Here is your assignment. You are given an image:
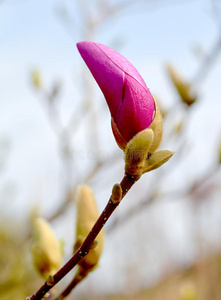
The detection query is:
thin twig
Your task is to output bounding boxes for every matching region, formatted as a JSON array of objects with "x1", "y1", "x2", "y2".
[
  {"x1": 48, "y1": 150, "x2": 120, "y2": 222},
  {"x1": 54, "y1": 268, "x2": 89, "y2": 300},
  {"x1": 191, "y1": 37, "x2": 221, "y2": 87},
  {"x1": 27, "y1": 173, "x2": 140, "y2": 300}
]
